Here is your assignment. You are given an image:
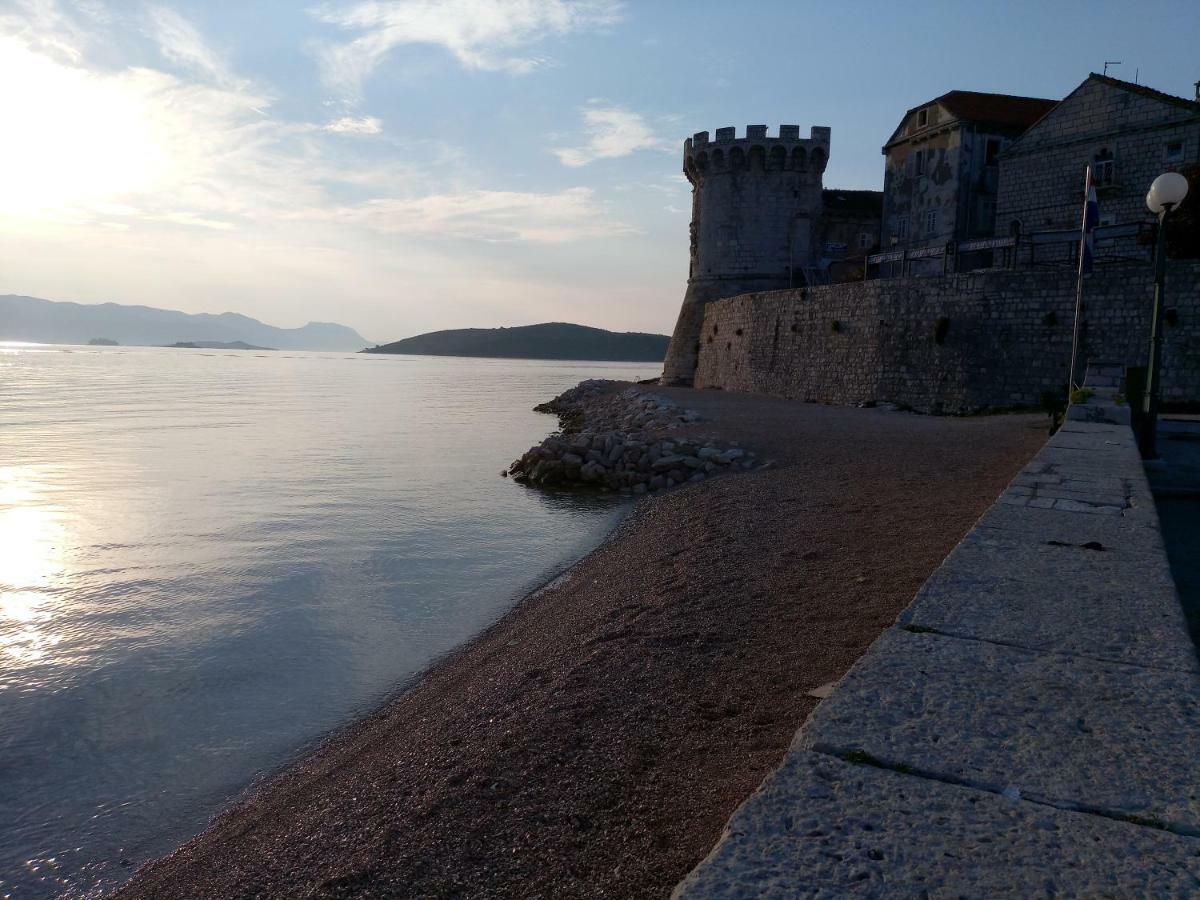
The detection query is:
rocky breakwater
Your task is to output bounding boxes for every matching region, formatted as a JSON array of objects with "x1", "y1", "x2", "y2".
[{"x1": 507, "y1": 380, "x2": 758, "y2": 494}]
